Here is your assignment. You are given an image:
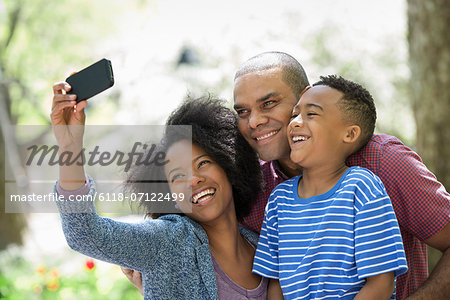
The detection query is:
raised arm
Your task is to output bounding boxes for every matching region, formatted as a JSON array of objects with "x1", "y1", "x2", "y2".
[
  {"x1": 56, "y1": 180, "x2": 179, "y2": 272},
  {"x1": 50, "y1": 81, "x2": 181, "y2": 272},
  {"x1": 50, "y1": 81, "x2": 88, "y2": 191}
]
